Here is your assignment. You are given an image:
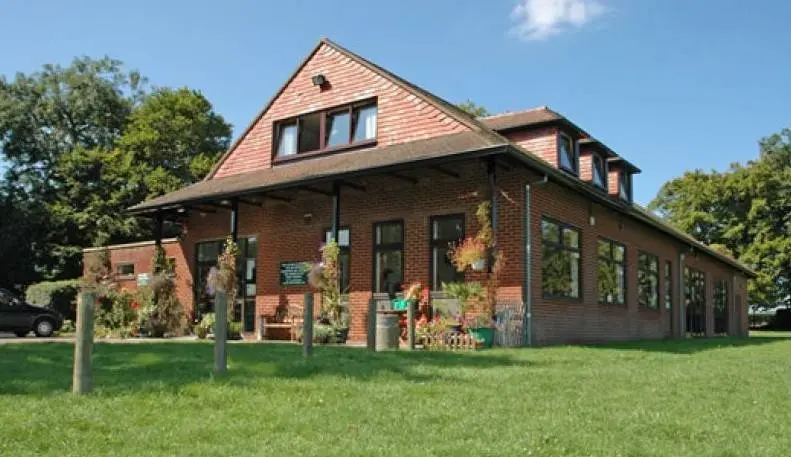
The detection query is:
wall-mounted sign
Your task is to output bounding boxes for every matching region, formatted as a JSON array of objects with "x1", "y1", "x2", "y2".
[
  {"x1": 136, "y1": 273, "x2": 150, "y2": 287},
  {"x1": 279, "y1": 262, "x2": 309, "y2": 286}
]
